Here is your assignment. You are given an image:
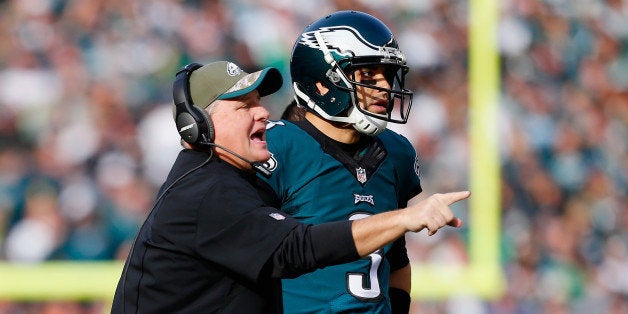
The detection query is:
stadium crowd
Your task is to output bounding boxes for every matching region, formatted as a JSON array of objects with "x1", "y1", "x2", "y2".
[{"x1": 0, "y1": 0, "x2": 626, "y2": 313}]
